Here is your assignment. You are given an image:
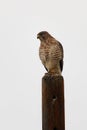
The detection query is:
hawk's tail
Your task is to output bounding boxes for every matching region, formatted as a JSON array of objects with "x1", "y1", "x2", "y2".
[{"x1": 60, "y1": 60, "x2": 63, "y2": 72}]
